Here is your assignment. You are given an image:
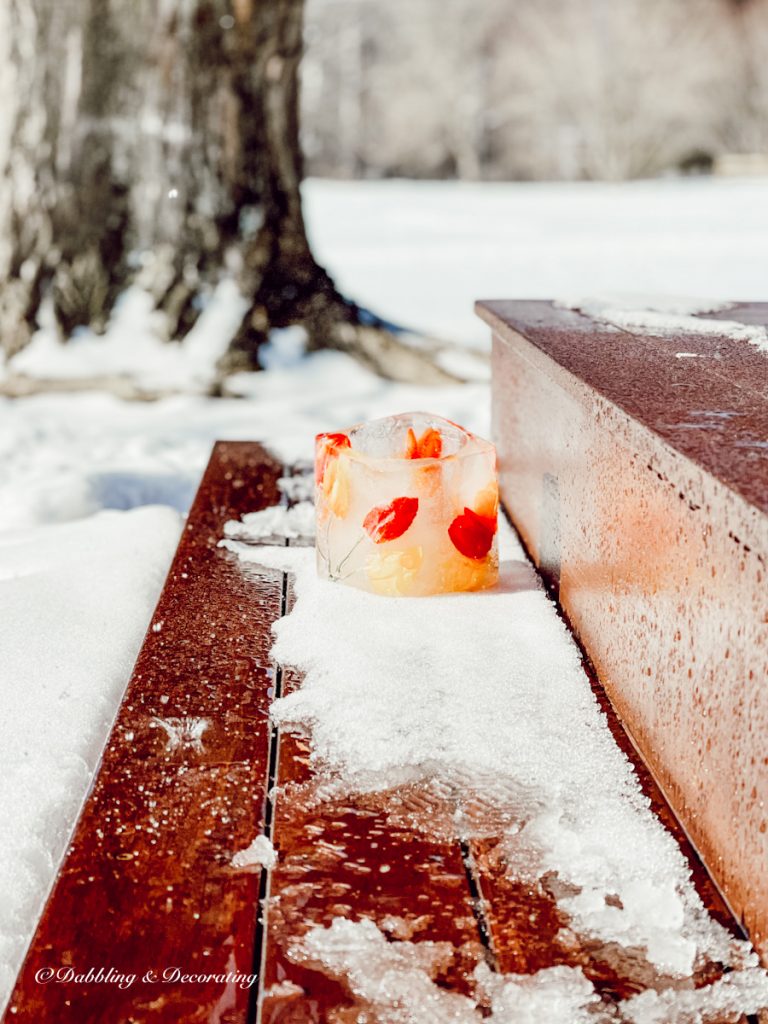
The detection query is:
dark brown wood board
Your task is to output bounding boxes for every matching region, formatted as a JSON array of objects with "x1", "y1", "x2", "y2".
[{"x1": 3, "y1": 442, "x2": 285, "y2": 1023}]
